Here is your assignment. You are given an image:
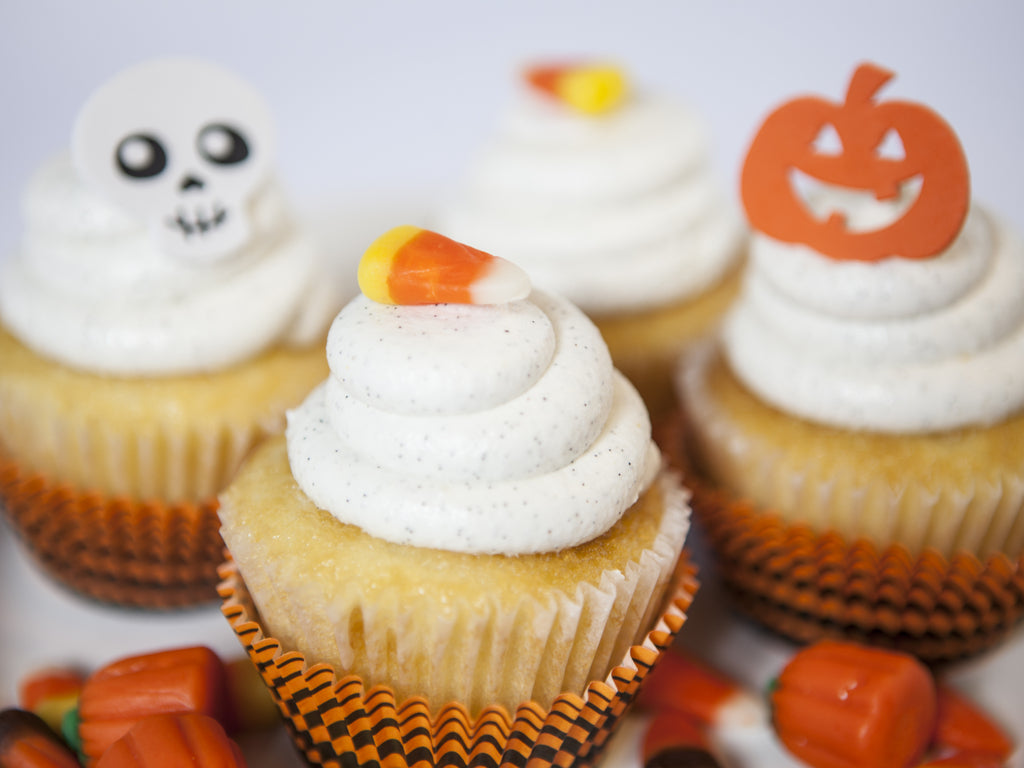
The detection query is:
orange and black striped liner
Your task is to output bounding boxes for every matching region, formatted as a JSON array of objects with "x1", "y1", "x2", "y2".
[
  {"x1": 657, "y1": 414, "x2": 1024, "y2": 662},
  {"x1": 0, "y1": 455, "x2": 223, "y2": 608},
  {"x1": 218, "y1": 554, "x2": 698, "y2": 768}
]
